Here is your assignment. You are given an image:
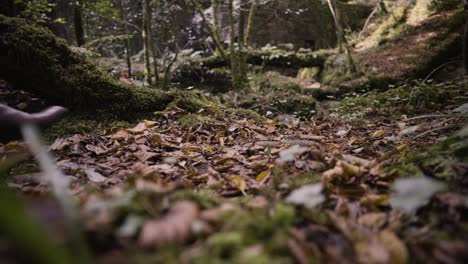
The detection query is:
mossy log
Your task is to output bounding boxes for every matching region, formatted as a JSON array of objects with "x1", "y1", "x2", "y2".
[
  {"x1": 186, "y1": 49, "x2": 331, "y2": 70},
  {"x1": 0, "y1": 15, "x2": 174, "y2": 119},
  {"x1": 174, "y1": 49, "x2": 331, "y2": 89}
]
